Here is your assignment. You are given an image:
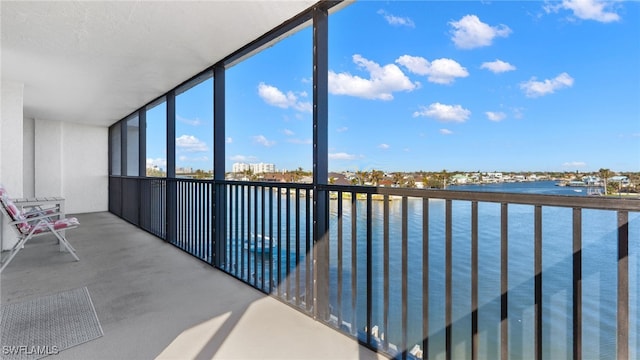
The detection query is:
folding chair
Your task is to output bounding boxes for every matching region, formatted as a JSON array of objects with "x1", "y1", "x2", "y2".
[{"x1": 0, "y1": 186, "x2": 80, "y2": 273}]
